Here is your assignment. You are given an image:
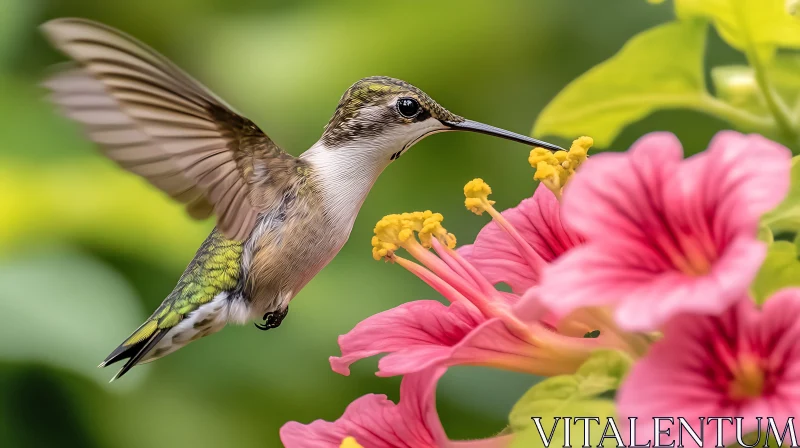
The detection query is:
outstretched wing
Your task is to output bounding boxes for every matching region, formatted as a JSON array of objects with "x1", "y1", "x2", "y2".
[{"x1": 41, "y1": 18, "x2": 296, "y2": 241}]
